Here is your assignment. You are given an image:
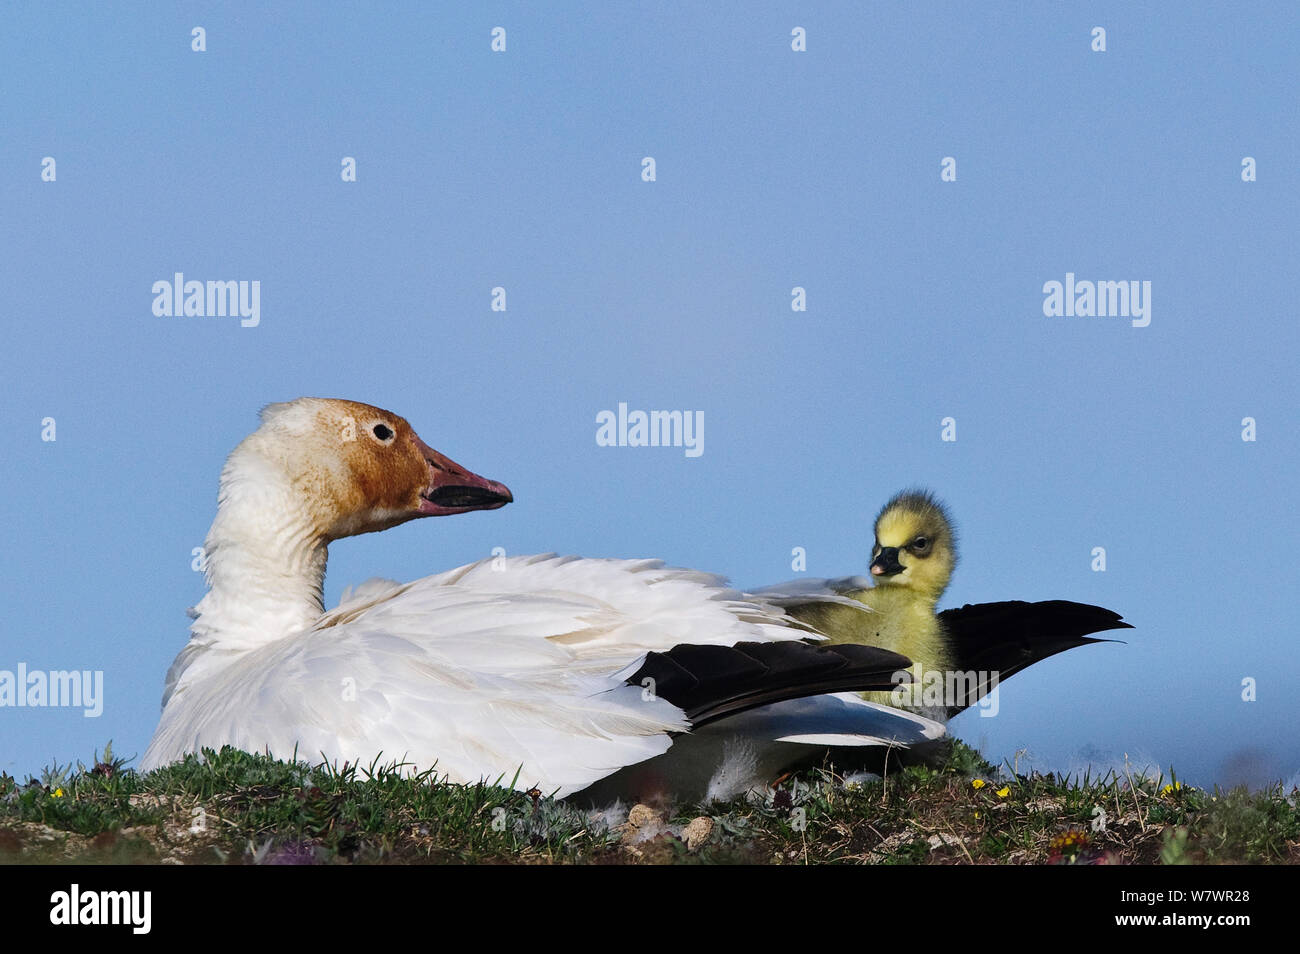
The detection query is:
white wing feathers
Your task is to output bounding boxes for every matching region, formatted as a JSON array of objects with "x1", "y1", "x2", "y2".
[
  {"x1": 142, "y1": 554, "x2": 836, "y2": 796},
  {"x1": 750, "y1": 575, "x2": 877, "y2": 611}
]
